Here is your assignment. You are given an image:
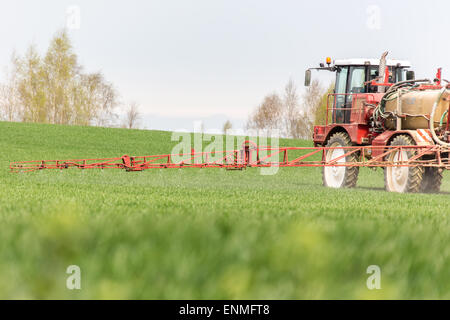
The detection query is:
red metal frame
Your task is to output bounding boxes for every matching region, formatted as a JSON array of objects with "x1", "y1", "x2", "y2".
[
  {"x1": 369, "y1": 66, "x2": 392, "y2": 88},
  {"x1": 436, "y1": 68, "x2": 442, "y2": 86},
  {"x1": 10, "y1": 142, "x2": 450, "y2": 173}
]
